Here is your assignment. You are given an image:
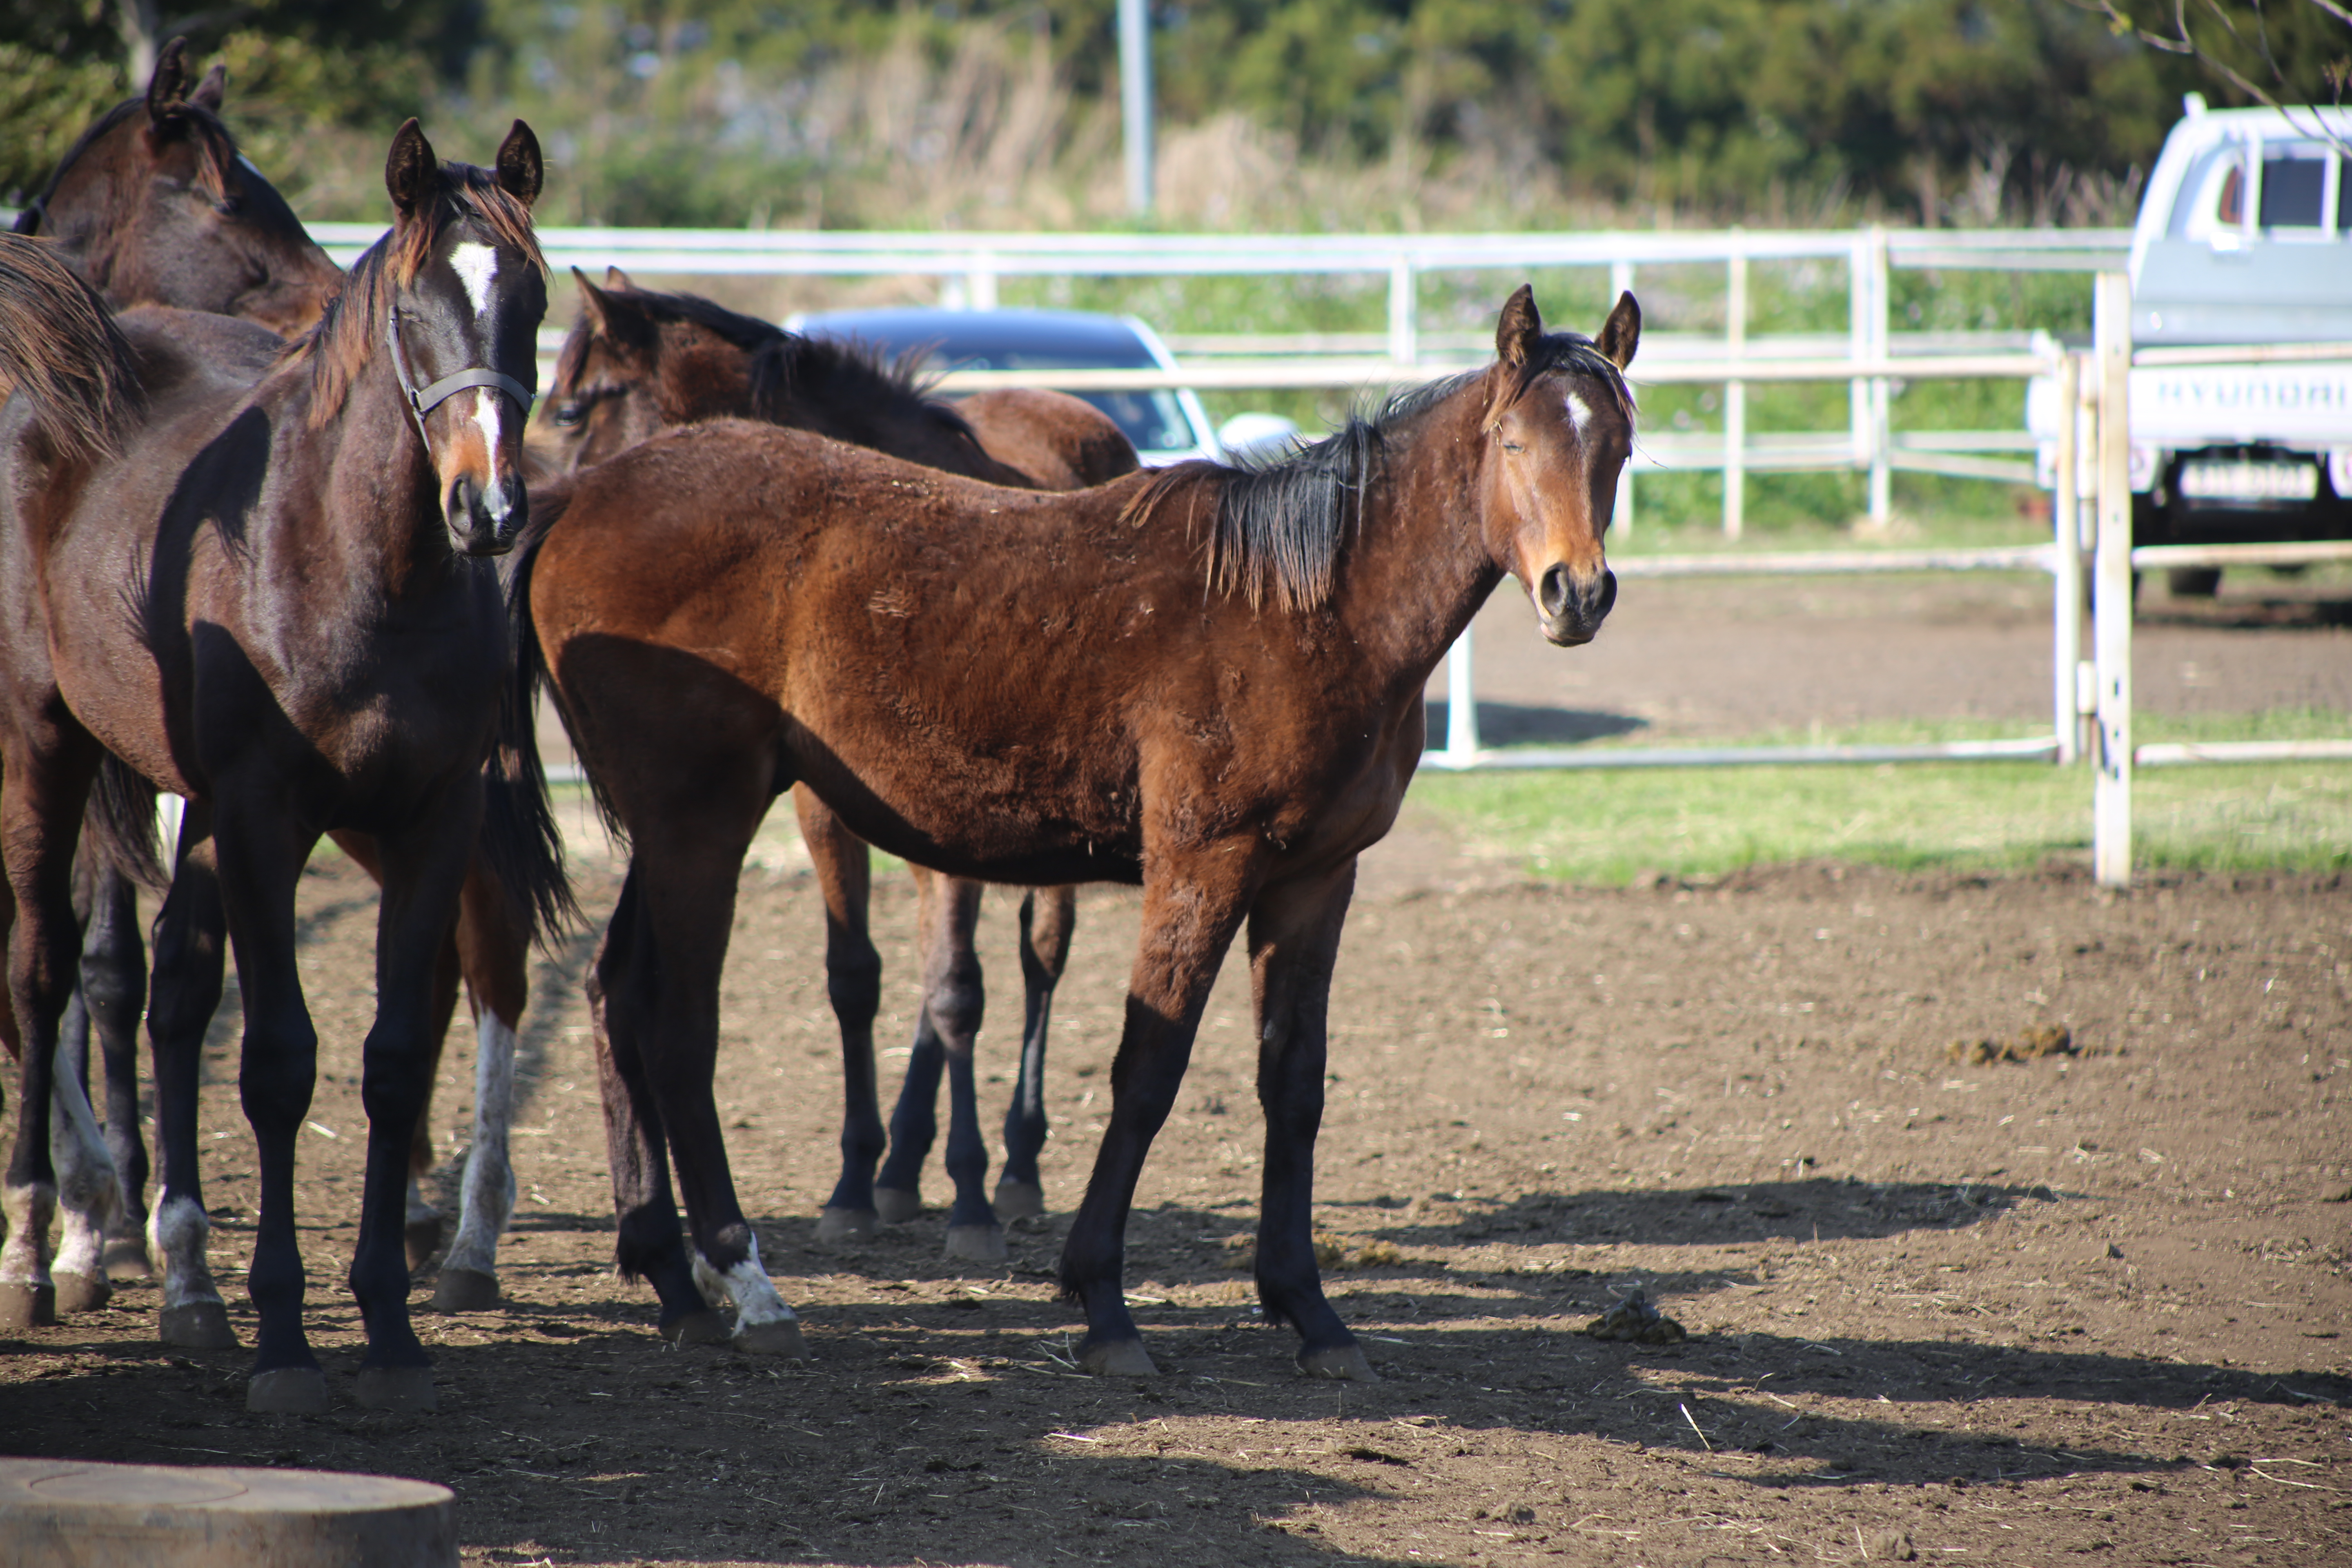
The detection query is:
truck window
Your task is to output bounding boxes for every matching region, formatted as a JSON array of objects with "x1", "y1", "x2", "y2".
[
  {"x1": 2258, "y1": 145, "x2": 2328, "y2": 228},
  {"x1": 2171, "y1": 146, "x2": 2245, "y2": 240}
]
